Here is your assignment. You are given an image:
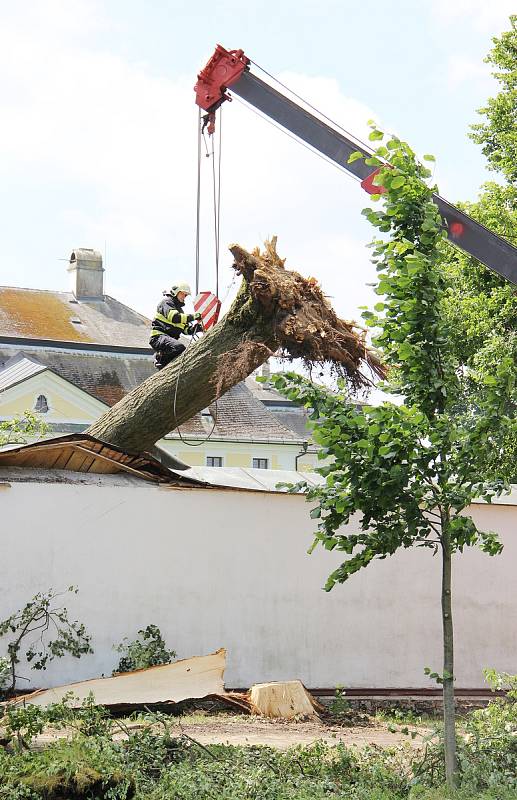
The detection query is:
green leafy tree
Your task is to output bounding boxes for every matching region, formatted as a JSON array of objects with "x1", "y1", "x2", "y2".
[
  {"x1": 0, "y1": 412, "x2": 49, "y2": 447},
  {"x1": 0, "y1": 588, "x2": 93, "y2": 694},
  {"x1": 441, "y1": 15, "x2": 517, "y2": 481},
  {"x1": 271, "y1": 128, "x2": 514, "y2": 787},
  {"x1": 113, "y1": 624, "x2": 176, "y2": 674},
  {"x1": 470, "y1": 15, "x2": 516, "y2": 184}
]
